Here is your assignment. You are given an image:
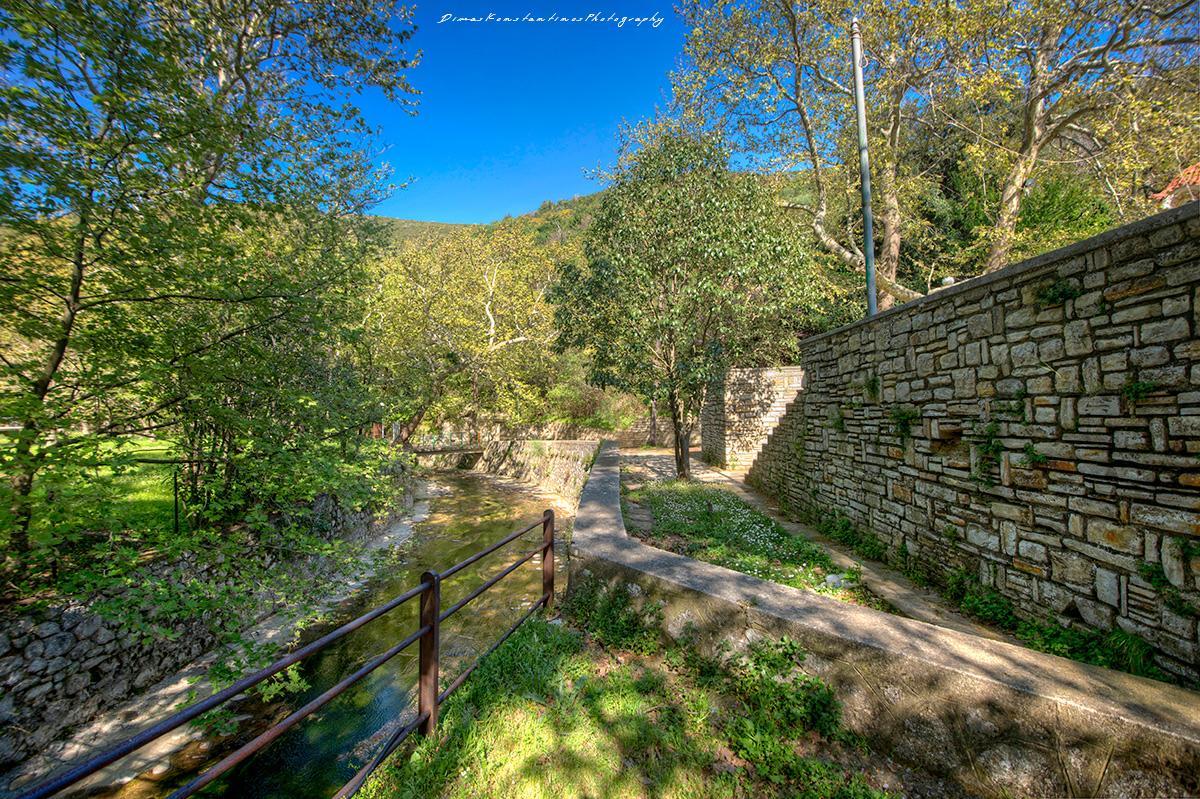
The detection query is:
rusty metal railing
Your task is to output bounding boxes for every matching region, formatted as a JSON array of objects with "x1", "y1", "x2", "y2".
[{"x1": 18, "y1": 509, "x2": 557, "y2": 799}]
